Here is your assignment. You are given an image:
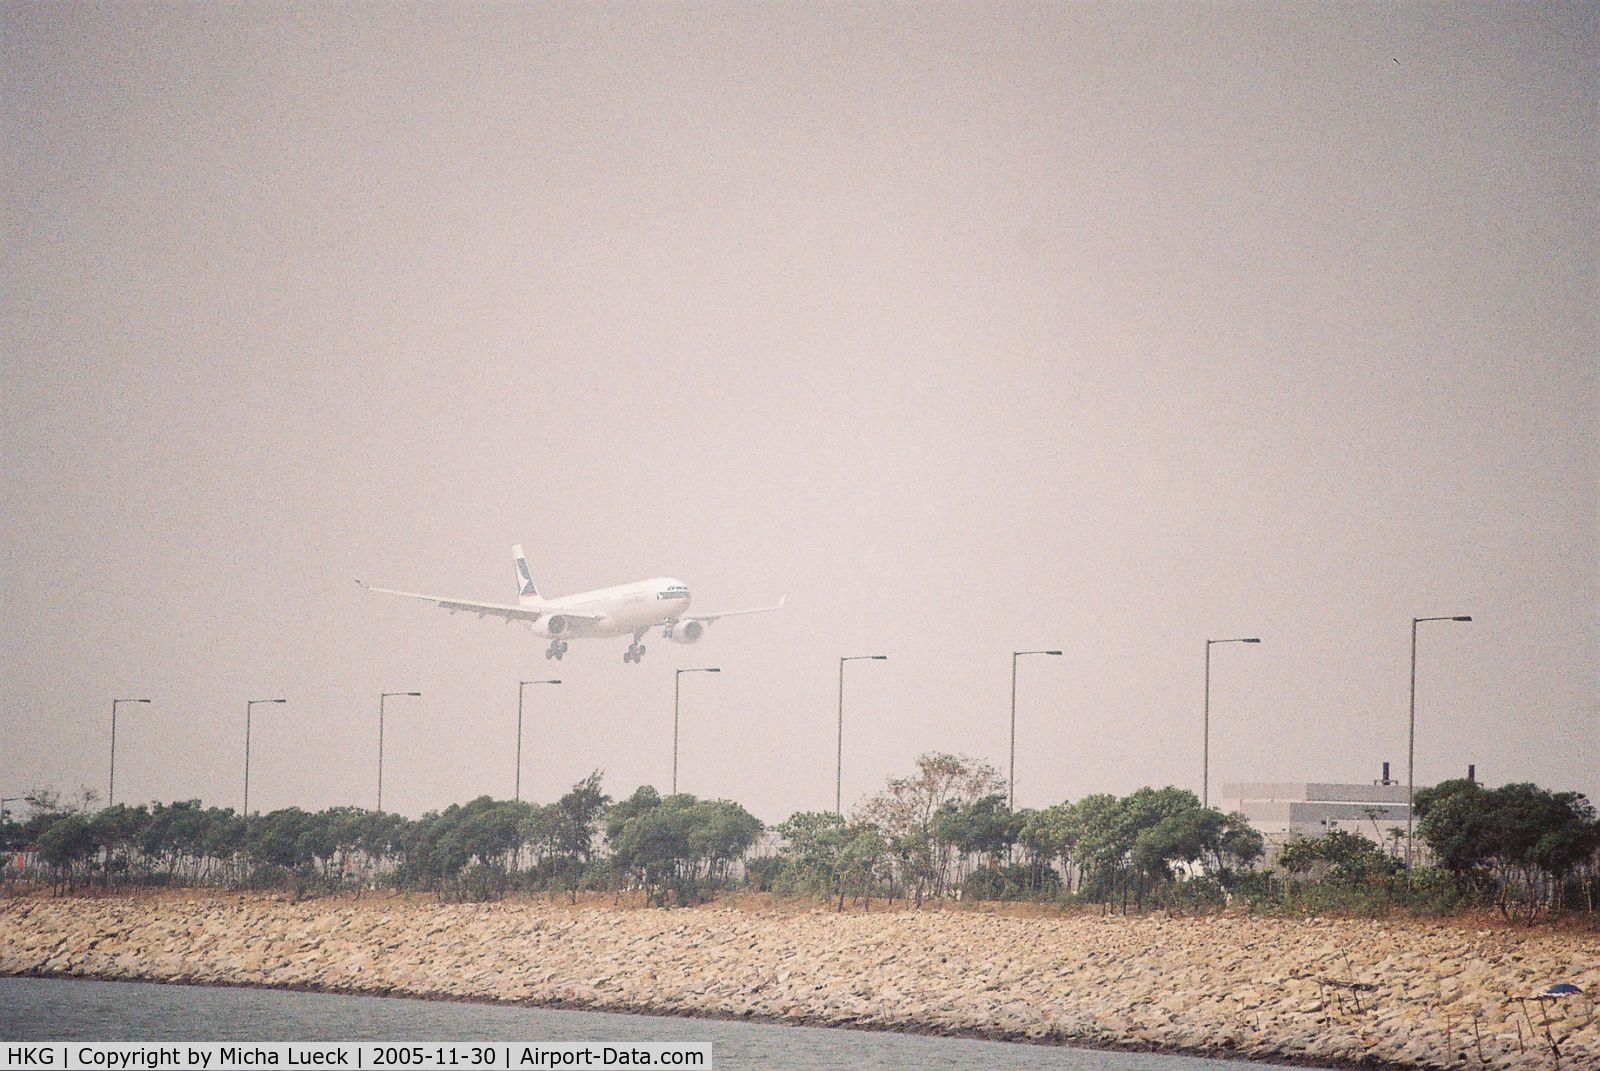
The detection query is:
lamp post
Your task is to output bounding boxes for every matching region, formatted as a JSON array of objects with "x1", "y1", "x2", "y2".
[
  {"x1": 377, "y1": 691, "x2": 421, "y2": 813},
  {"x1": 673, "y1": 668, "x2": 720, "y2": 795},
  {"x1": 836, "y1": 655, "x2": 888, "y2": 815},
  {"x1": 243, "y1": 699, "x2": 286, "y2": 821},
  {"x1": 1009, "y1": 651, "x2": 1062, "y2": 812},
  {"x1": 243, "y1": 698, "x2": 285, "y2": 882},
  {"x1": 1407, "y1": 615, "x2": 1472, "y2": 869},
  {"x1": 516, "y1": 680, "x2": 561, "y2": 802},
  {"x1": 108, "y1": 698, "x2": 151, "y2": 807},
  {"x1": 1203, "y1": 638, "x2": 1260, "y2": 809}
]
